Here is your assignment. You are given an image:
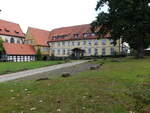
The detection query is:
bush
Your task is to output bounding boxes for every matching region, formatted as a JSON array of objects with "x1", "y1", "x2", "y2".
[
  {"x1": 50, "y1": 53, "x2": 55, "y2": 60},
  {"x1": 0, "y1": 37, "x2": 4, "y2": 57},
  {"x1": 36, "y1": 48, "x2": 42, "y2": 61}
]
